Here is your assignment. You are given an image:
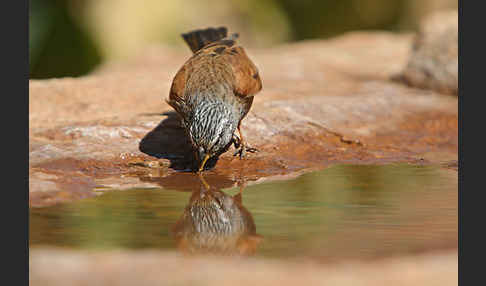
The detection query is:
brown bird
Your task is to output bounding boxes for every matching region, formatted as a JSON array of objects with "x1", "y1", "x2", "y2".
[{"x1": 167, "y1": 27, "x2": 262, "y2": 172}]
